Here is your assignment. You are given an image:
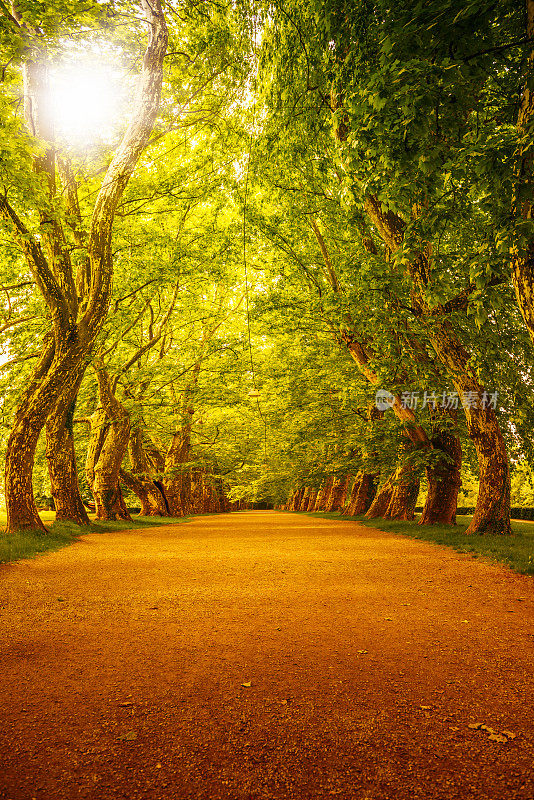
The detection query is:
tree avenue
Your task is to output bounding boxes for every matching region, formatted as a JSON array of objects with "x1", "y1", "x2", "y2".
[{"x1": 1, "y1": 0, "x2": 534, "y2": 537}]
